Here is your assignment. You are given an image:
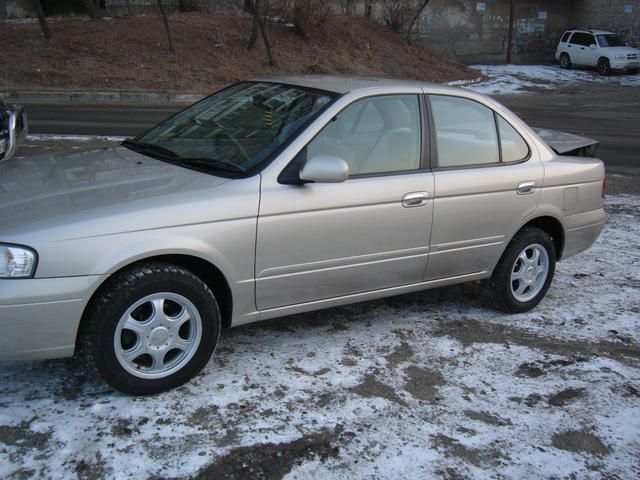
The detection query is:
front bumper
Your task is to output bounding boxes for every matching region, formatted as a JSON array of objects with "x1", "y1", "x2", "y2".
[
  {"x1": 610, "y1": 59, "x2": 639, "y2": 70},
  {"x1": 0, "y1": 275, "x2": 107, "y2": 360}
]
